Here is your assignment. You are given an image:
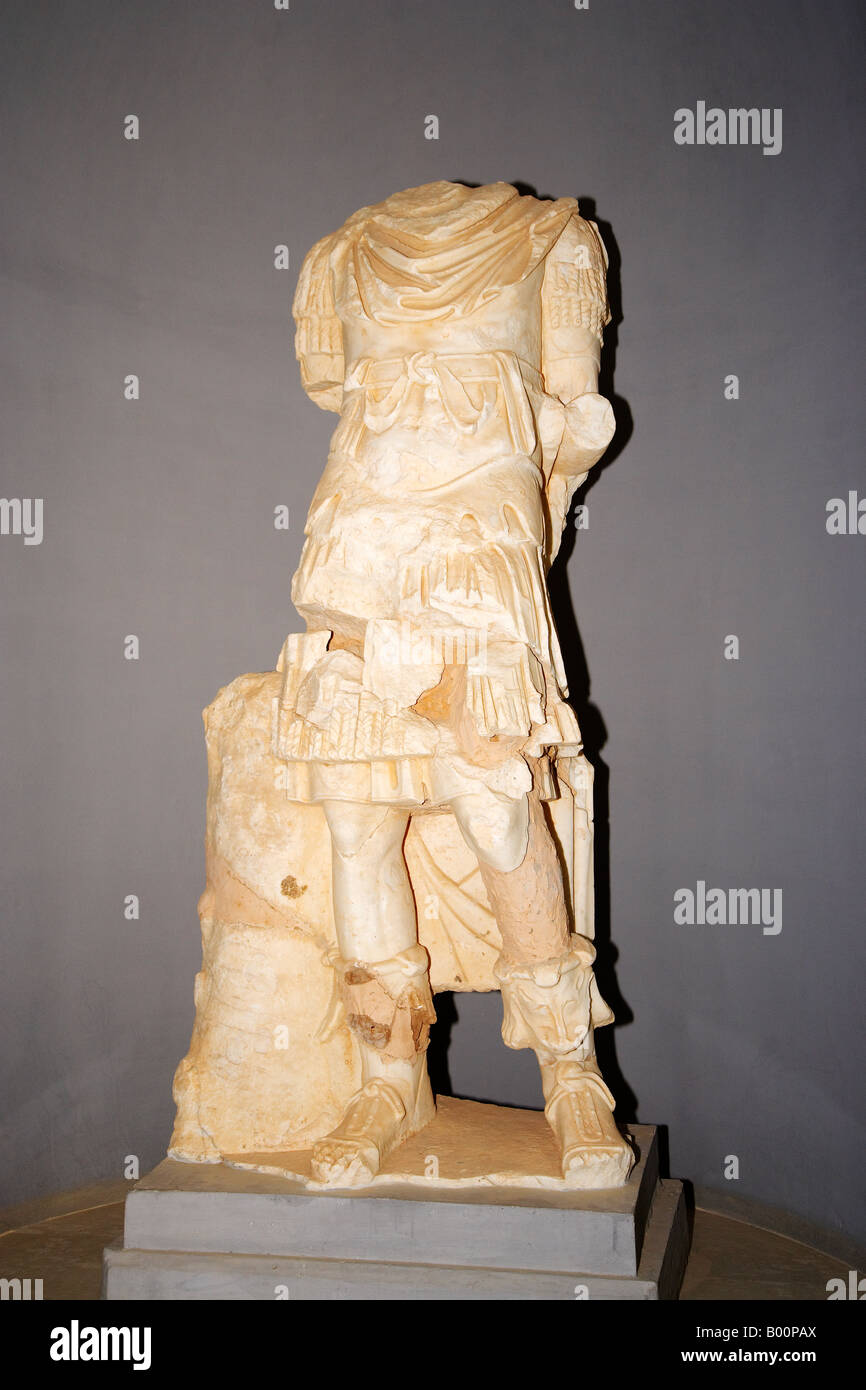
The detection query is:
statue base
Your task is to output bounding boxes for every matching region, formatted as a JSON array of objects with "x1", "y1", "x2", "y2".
[{"x1": 103, "y1": 1098, "x2": 688, "y2": 1300}]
